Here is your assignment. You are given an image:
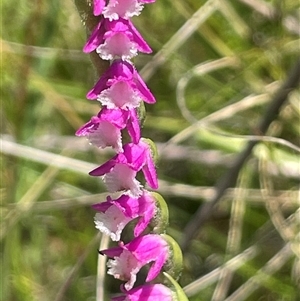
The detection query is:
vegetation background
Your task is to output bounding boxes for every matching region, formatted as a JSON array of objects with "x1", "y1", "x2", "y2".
[{"x1": 1, "y1": 0, "x2": 300, "y2": 300}]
